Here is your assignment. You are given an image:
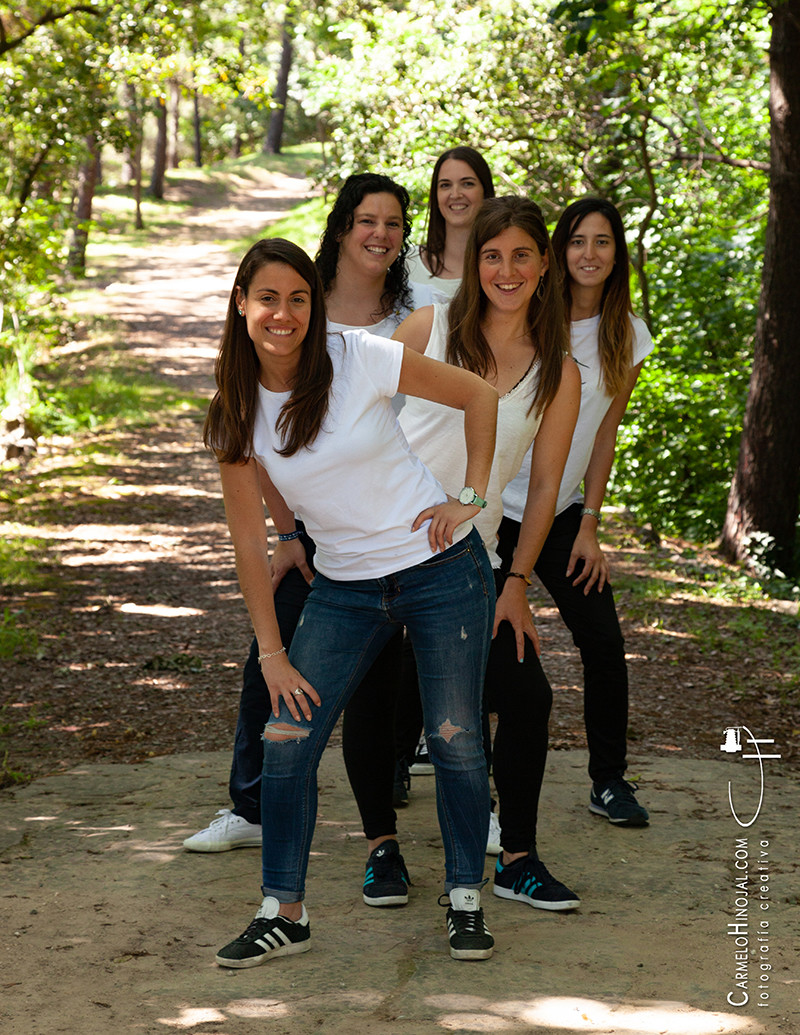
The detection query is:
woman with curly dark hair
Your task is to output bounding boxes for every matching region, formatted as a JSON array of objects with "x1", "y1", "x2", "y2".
[{"x1": 182, "y1": 175, "x2": 419, "y2": 849}]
